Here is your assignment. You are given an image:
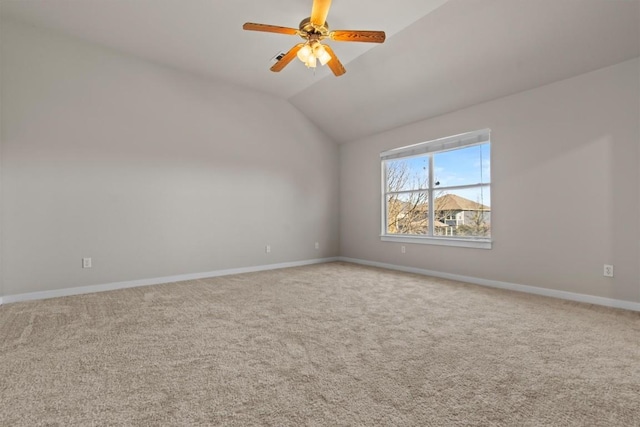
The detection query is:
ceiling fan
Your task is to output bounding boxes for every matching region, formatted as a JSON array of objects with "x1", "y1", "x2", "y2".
[{"x1": 242, "y1": 0, "x2": 386, "y2": 76}]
